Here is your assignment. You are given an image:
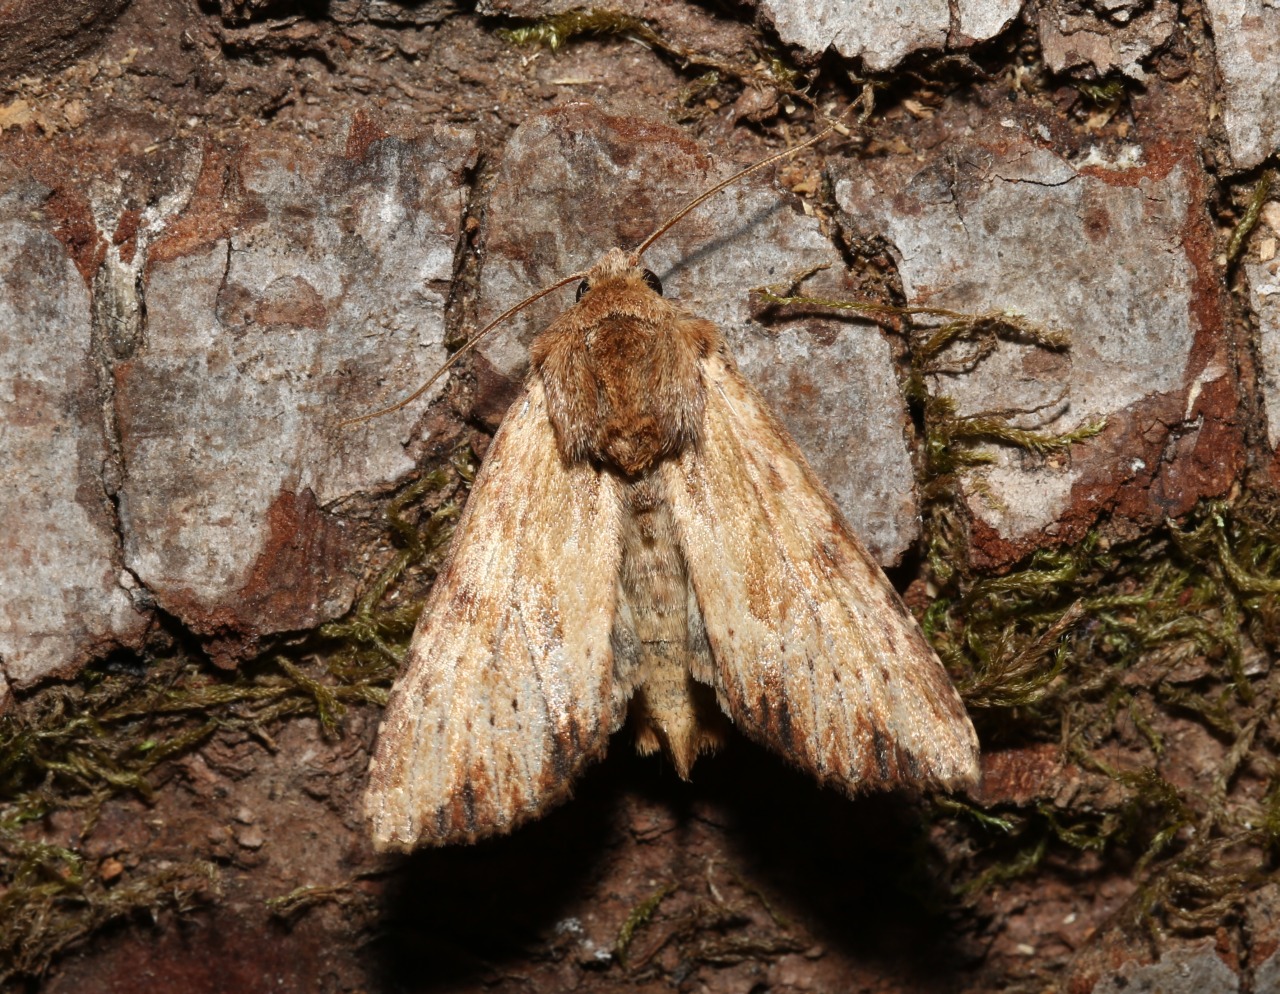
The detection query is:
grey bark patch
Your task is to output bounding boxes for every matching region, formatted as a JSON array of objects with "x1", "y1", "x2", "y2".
[
  {"x1": 1089, "y1": 938, "x2": 1239, "y2": 994},
  {"x1": 115, "y1": 126, "x2": 477, "y2": 648},
  {"x1": 1037, "y1": 0, "x2": 1178, "y2": 79},
  {"x1": 1247, "y1": 259, "x2": 1280, "y2": 454},
  {"x1": 758, "y1": 0, "x2": 1022, "y2": 72},
  {"x1": 1203, "y1": 0, "x2": 1280, "y2": 169},
  {"x1": 0, "y1": 183, "x2": 149, "y2": 700}
]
